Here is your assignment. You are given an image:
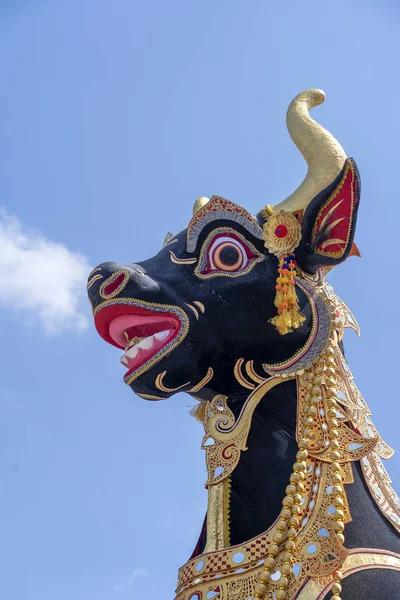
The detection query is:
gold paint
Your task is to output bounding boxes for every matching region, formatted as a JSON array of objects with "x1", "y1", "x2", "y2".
[
  {"x1": 203, "y1": 378, "x2": 289, "y2": 486},
  {"x1": 124, "y1": 336, "x2": 144, "y2": 350},
  {"x1": 259, "y1": 204, "x2": 274, "y2": 221},
  {"x1": 185, "y1": 303, "x2": 200, "y2": 320},
  {"x1": 87, "y1": 273, "x2": 103, "y2": 289},
  {"x1": 190, "y1": 367, "x2": 214, "y2": 393},
  {"x1": 87, "y1": 266, "x2": 102, "y2": 278},
  {"x1": 193, "y1": 196, "x2": 210, "y2": 215},
  {"x1": 169, "y1": 251, "x2": 197, "y2": 265},
  {"x1": 297, "y1": 550, "x2": 400, "y2": 600},
  {"x1": 193, "y1": 300, "x2": 205, "y2": 313},
  {"x1": 262, "y1": 209, "x2": 302, "y2": 256},
  {"x1": 234, "y1": 358, "x2": 255, "y2": 390},
  {"x1": 224, "y1": 476, "x2": 232, "y2": 547},
  {"x1": 204, "y1": 480, "x2": 226, "y2": 553},
  {"x1": 208, "y1": 377, "x2": 289, "y2": 445},
  {"x1": 245, "y1": 360, "x2": 266, "y2": 385},
  {"x1": 155, "y1": 370, "x2": 190, "y2": 393},
  {"x1": 273, "y1": 89, "x2": 347, "y2": 214}
]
